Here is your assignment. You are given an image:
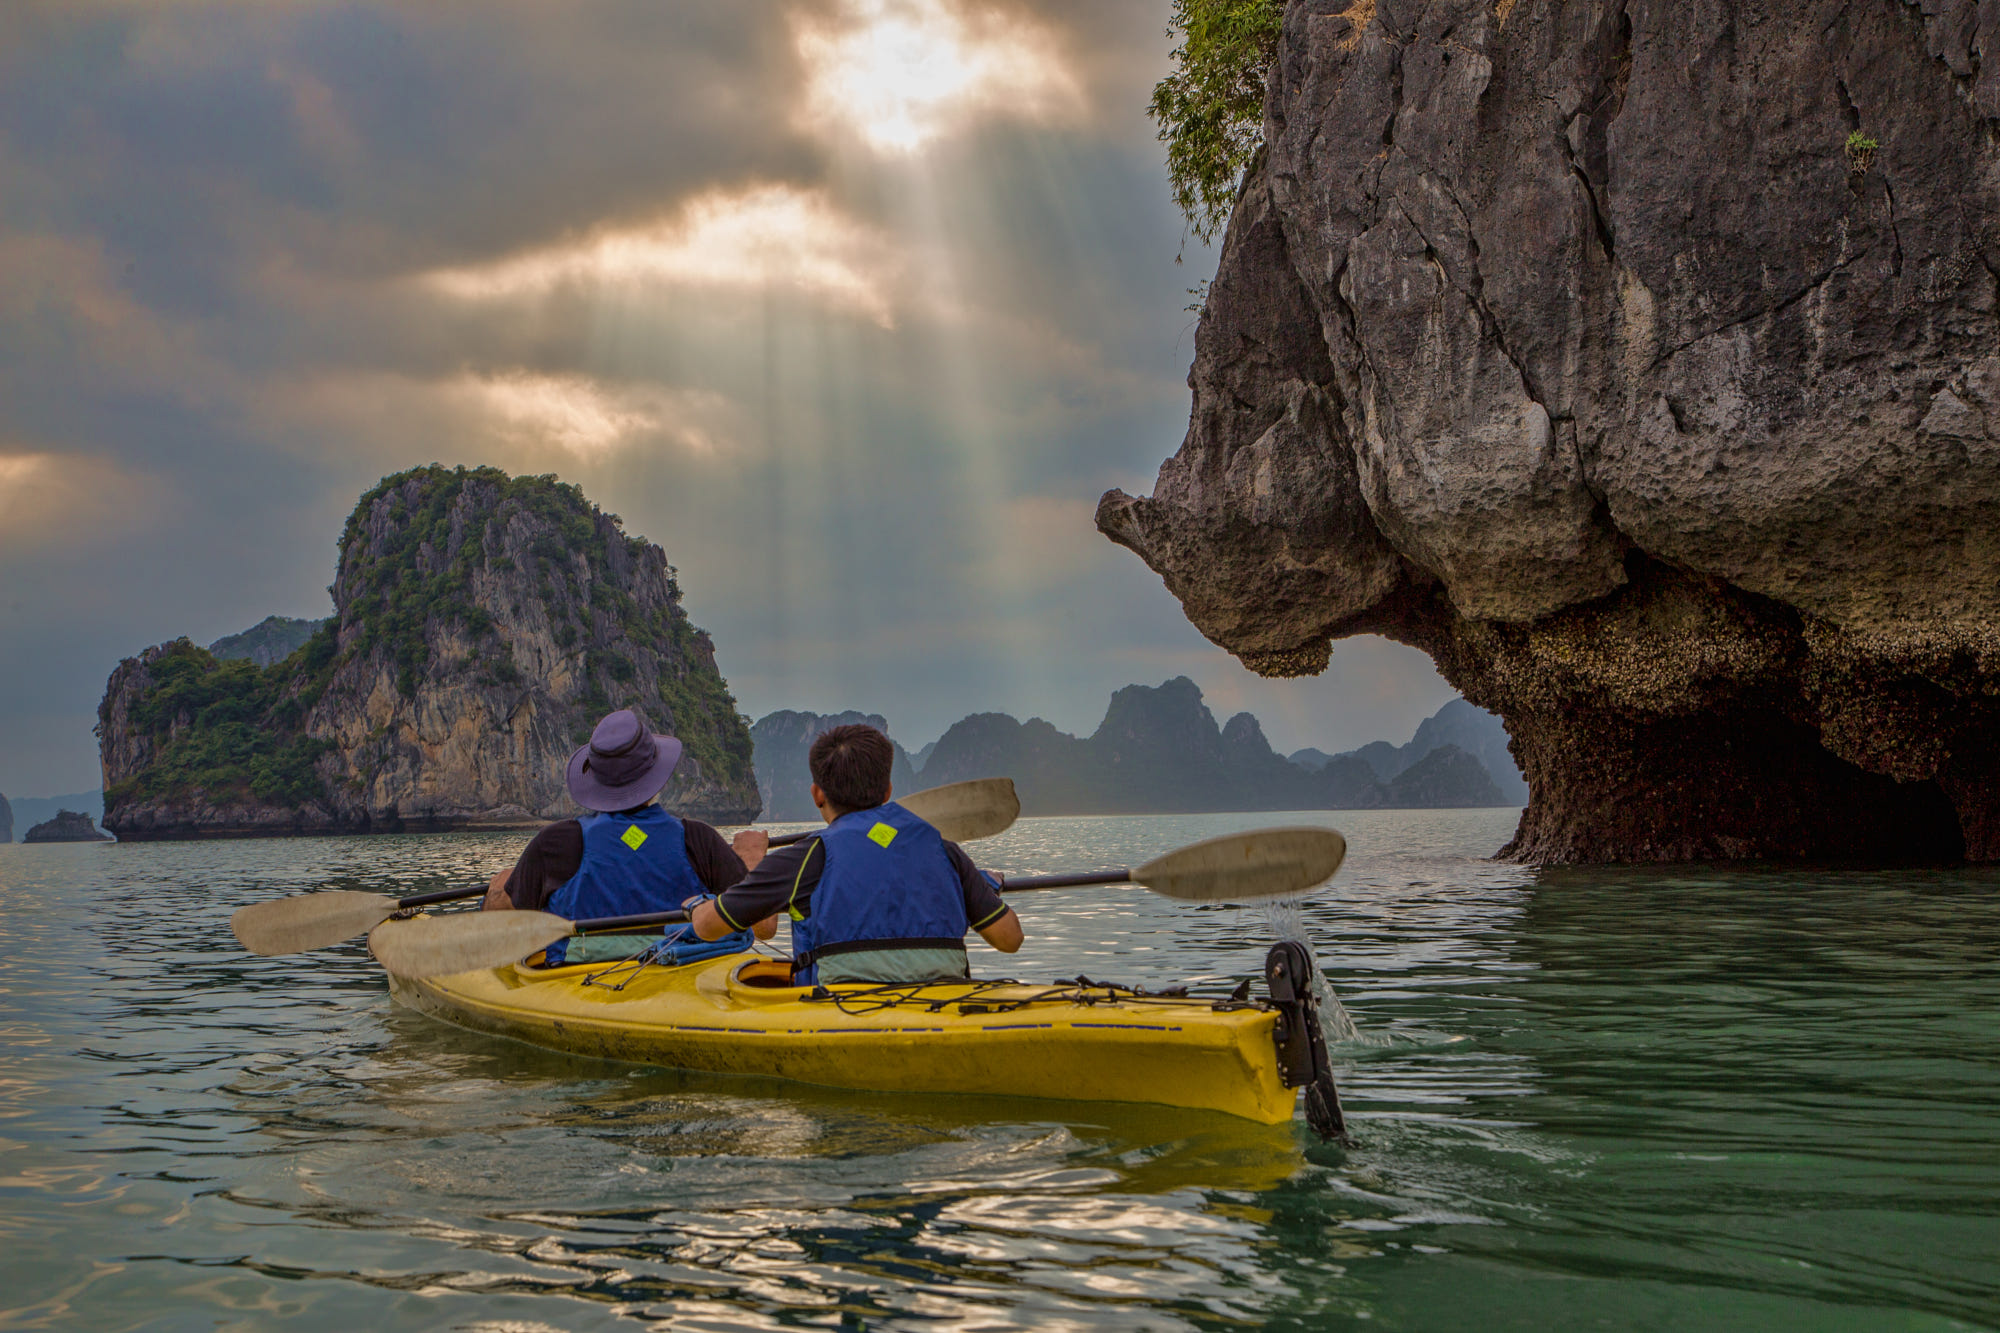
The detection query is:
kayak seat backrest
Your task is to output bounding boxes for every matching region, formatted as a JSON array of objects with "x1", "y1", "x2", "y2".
[{"x1": 734, "y1": 958, "x2": 799, "y2": 989}]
